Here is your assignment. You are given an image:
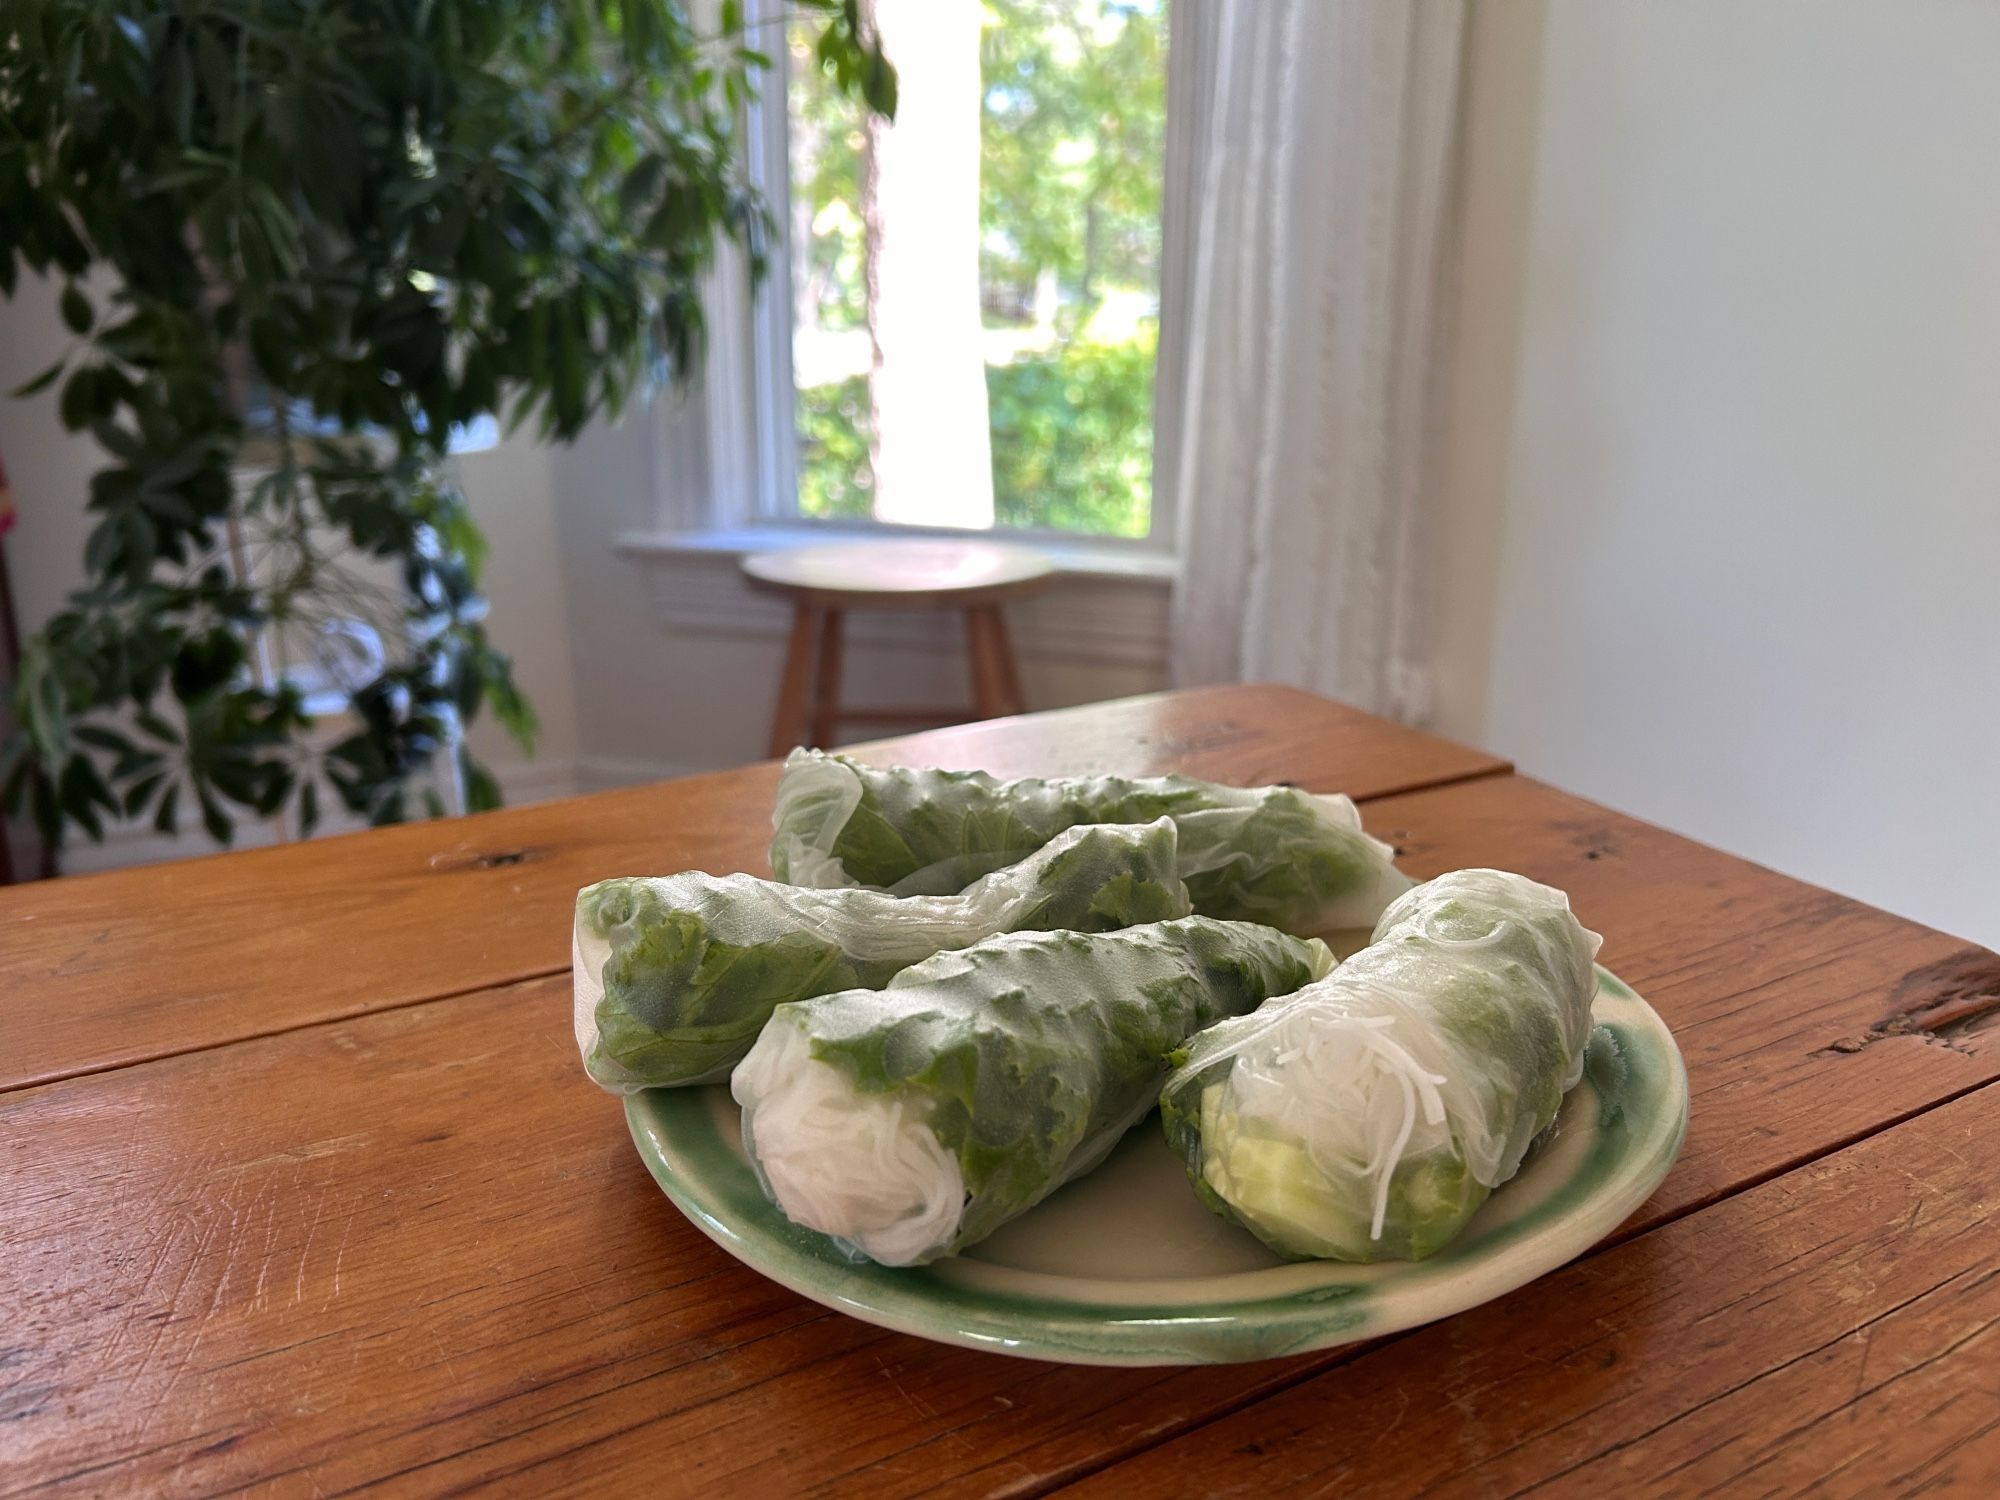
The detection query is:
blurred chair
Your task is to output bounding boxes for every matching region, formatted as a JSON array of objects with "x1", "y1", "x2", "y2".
[{"x1": 742, "y1": 538, "x2": 1054, "y2": 757}]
